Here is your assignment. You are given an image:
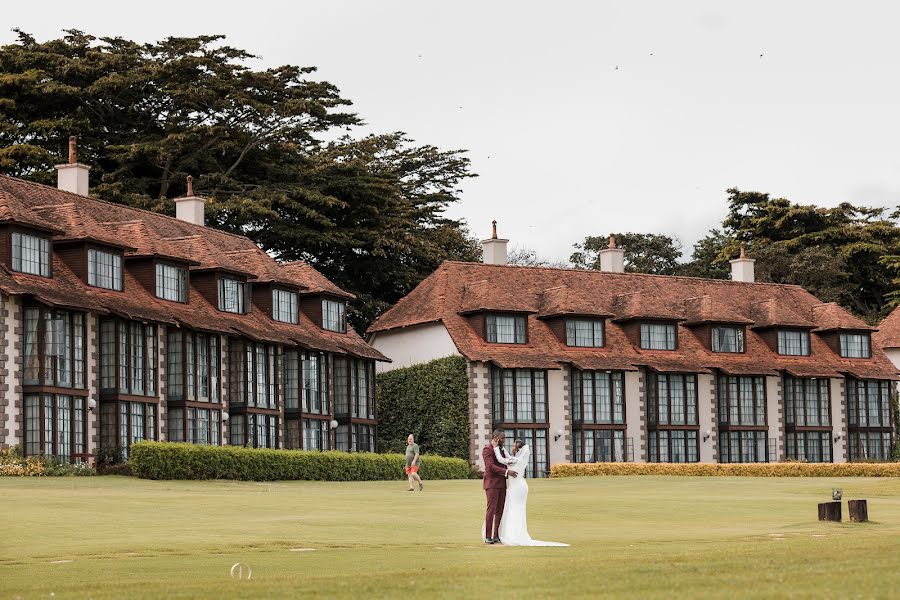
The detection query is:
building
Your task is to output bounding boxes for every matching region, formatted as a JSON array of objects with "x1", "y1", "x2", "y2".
[
  {"x1": 368, "y1": 225, "x2": 897, "y2": 475},
  {"x1": 0, "y1": 139, "x2": 386, "y2": 463}
]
